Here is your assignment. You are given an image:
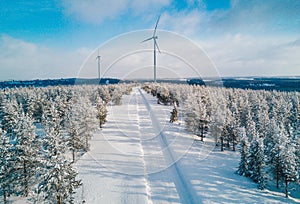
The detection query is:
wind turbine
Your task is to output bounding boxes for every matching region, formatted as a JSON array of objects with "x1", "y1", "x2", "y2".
[
  {"x1": 141, "y1": 15, "x2": 161, "y2": 83},
  {"x1": 96, "y1": 48, "x2": 101, "y2": 79}
]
